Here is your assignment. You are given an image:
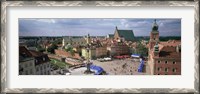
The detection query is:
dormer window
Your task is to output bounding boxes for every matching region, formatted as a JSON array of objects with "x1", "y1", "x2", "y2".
[{"x1": 43, "y1": 57, "x2": 45, "y2": 61}]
